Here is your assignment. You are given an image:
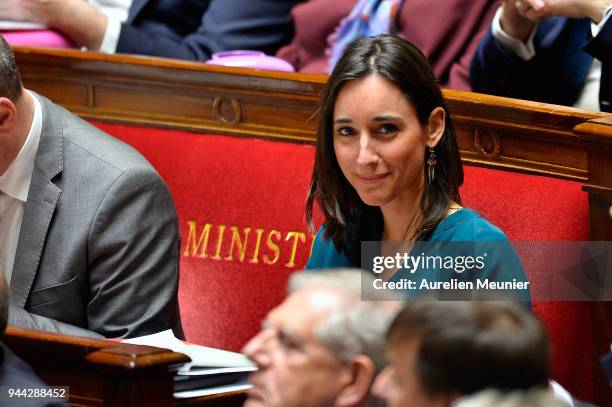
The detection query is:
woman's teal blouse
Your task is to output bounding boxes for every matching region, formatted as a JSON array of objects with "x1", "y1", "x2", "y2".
[{"x1": 306, "y1": 208, "x2": 531, "y2": 304}]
